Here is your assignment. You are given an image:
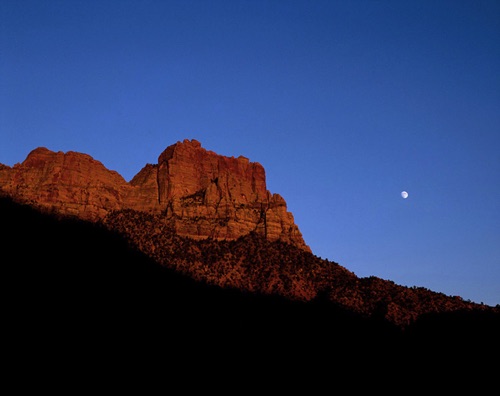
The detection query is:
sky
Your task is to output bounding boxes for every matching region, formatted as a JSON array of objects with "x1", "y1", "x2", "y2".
[{"x1": 1, "y1": 0, "x2": 499, "y2": 306}]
